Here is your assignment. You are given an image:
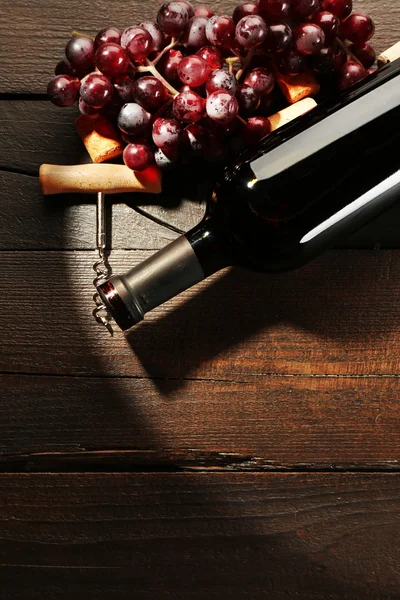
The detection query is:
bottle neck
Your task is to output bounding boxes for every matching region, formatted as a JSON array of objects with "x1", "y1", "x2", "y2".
[{"x1": 97, "y1": 217, "x2": 229, "y2": 330}]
